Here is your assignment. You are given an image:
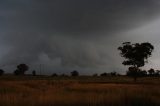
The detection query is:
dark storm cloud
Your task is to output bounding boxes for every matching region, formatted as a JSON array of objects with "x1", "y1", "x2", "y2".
[
  {"x1": 0, "y1": 0, "x2": 160, "y2": 74},
  {"x1": 2, "y1": 0, "x2": 160, "y2": 34}
]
